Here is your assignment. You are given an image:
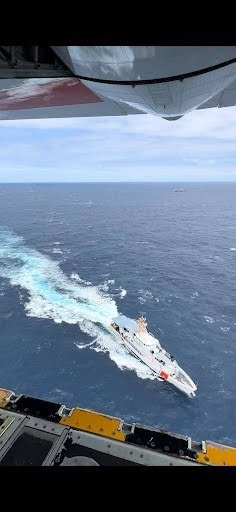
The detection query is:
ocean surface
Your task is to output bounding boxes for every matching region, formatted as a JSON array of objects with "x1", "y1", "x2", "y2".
[{"x1": 0, "y1": 183, "x2": 235, "y2": 445}]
